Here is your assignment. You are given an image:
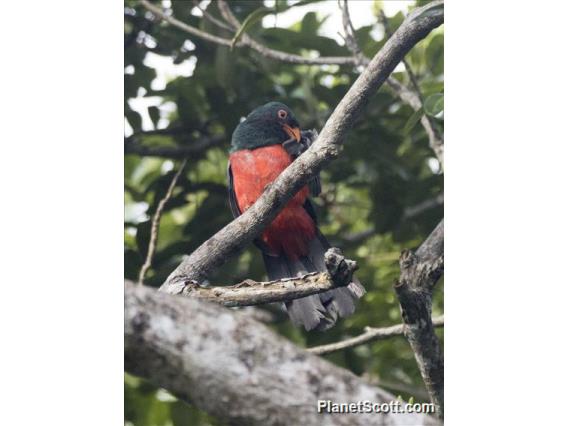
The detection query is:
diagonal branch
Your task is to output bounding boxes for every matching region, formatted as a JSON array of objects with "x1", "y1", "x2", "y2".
[
  {"x1": 308, "y1": 315, "x2": 444, "y2": 356},
  {"x1": 395, "y1": 219, "x2": 444, "y2": 417},
  {"x1": 159, "y1": 1, "x2": 444, "y2": 294},
  {"x1": 125, "y1": 282, "x2": 440, "y2": 426}
]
